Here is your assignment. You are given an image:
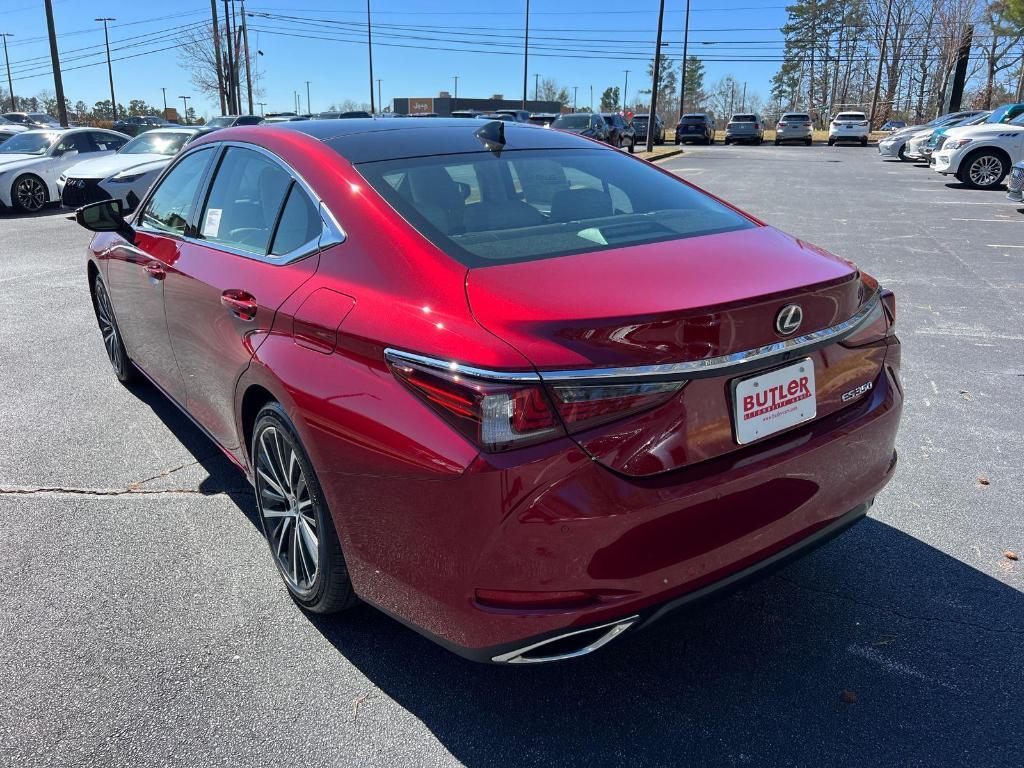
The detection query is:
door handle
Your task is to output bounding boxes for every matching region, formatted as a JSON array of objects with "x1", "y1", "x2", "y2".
[
  {"x1": 144, "y1": 262, "x2": 165, "y2": 280},
  {"x1": 221, "y1": 289, "x2": 258, "y2": 321}
]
